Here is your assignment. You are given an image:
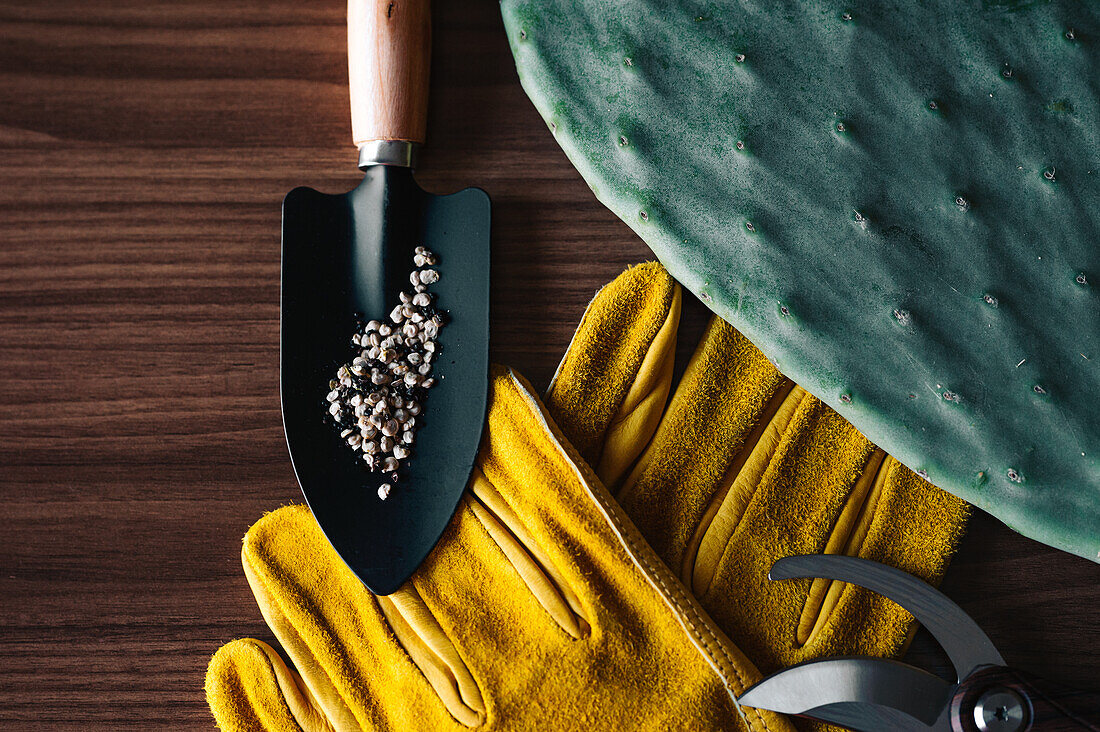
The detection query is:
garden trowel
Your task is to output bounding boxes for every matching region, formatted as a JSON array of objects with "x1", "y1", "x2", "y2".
[{"x1": 280, "y1": 0, "x2": 490, "y2": 595}]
